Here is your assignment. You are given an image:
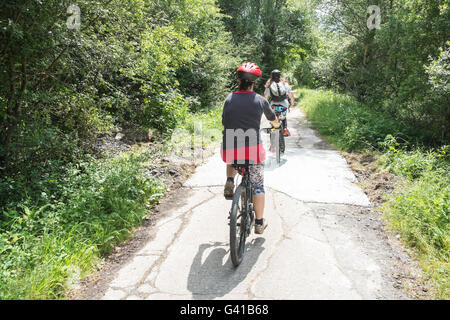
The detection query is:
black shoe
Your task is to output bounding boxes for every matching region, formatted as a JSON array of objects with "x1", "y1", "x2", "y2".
[{"x1": 224, "y1": 180, "x2": 234, "y2": 200}]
